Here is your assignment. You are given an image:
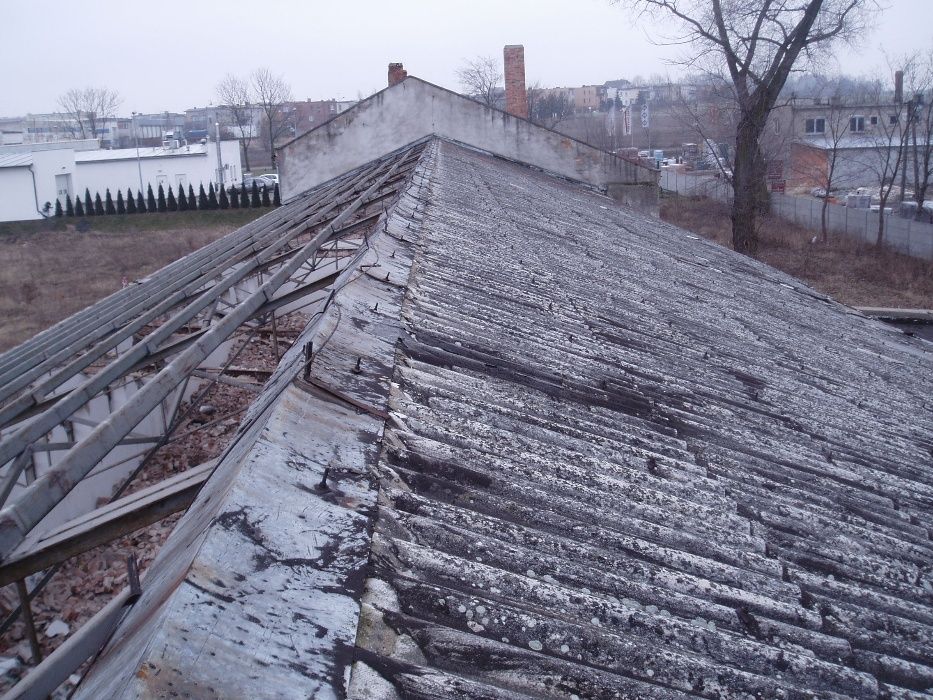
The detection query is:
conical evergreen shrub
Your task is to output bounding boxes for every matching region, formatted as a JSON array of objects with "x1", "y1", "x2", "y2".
[
  {"x1": 188, "y1": 184, "x2": 196, "y2": 209},
  {"x1": 147, "y1": 185, "x2": 156, "y2": 212},
  {"x1": 250, "y1": 181, "x2": 261, "y2": 208},
  {"x1": 156, "y1": 184, "x2": 167, "y2": 212},
  {"x1": 261, "y1": 185, "x2": 271, "y2": 207},
  {"x1": 105, "y1": 189, "x2": 116, "y2": 215},
  {"x1": 273, "y1": 183, "x2": 280, "y2": 206},
  {"x1": 240, "y1": 184, "x2": 250, "y2": 208},
  {"x1": 65, "y1": 194, "x2": 74, "y2": 217},
  {"x1": 94, "y1": 192, "x2": 104, "y2": 215},
  {"x1": 207, "y1": 183, "x2": 219, "y2": 209},
  {"x1": 127, "y1": 189, "x2": 137, "y2": 214},
  {"x1": 116, "y1": 190, "x2": 126, "y2": 214},
  {"x1": 75, "y1": 196, "x2": 85, "y2": 216},
  {"x1": 219, "y1": 185, "x2": 229, "y2": 209},
  {"x1": 137, "y1": 190, "x2": 146, "y2": 213},
  {"x1": 167, "y1": 185, "x2": 177, "y2": 211},
  {"x1": 84, "y1": 189, "x2": 94, "y2": 216},
  {"x1": 198, "y1": 184, "x2": 208, "y2": 209},
  {"x1": 177, "y1": 185, "x2": 188, "y2": 211},
  {"x1": 229, "y1": 186, "x2": 240, "y2": 209},
  {"x1": 54, "y1": 199, "x2": 64, "y2": 217}
]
